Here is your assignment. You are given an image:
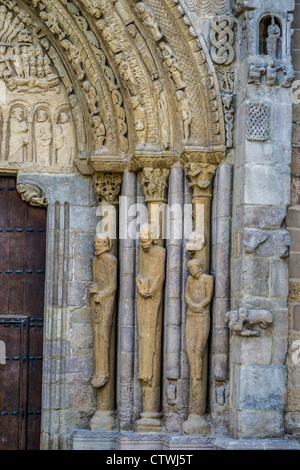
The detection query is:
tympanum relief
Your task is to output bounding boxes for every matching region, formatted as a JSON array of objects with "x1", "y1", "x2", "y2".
[{"x1": 0, "y1": 5, "x2": 77, "y2": 173}]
